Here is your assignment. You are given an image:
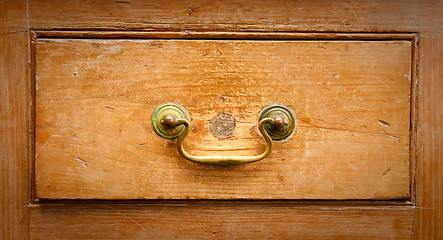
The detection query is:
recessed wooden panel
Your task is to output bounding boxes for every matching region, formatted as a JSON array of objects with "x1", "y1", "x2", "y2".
[{"x1": 34, "y1": 38, "x2": 411, "y2": 199}]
